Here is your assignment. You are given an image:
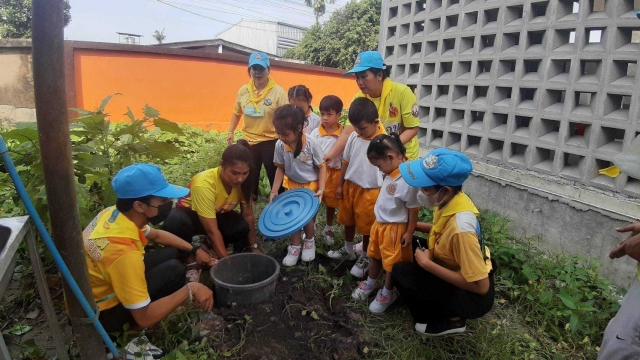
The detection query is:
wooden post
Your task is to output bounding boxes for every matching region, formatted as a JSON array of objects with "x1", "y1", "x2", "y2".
[{"x1": 31, "y1": 0, "x2": 107, "y2": 358}]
